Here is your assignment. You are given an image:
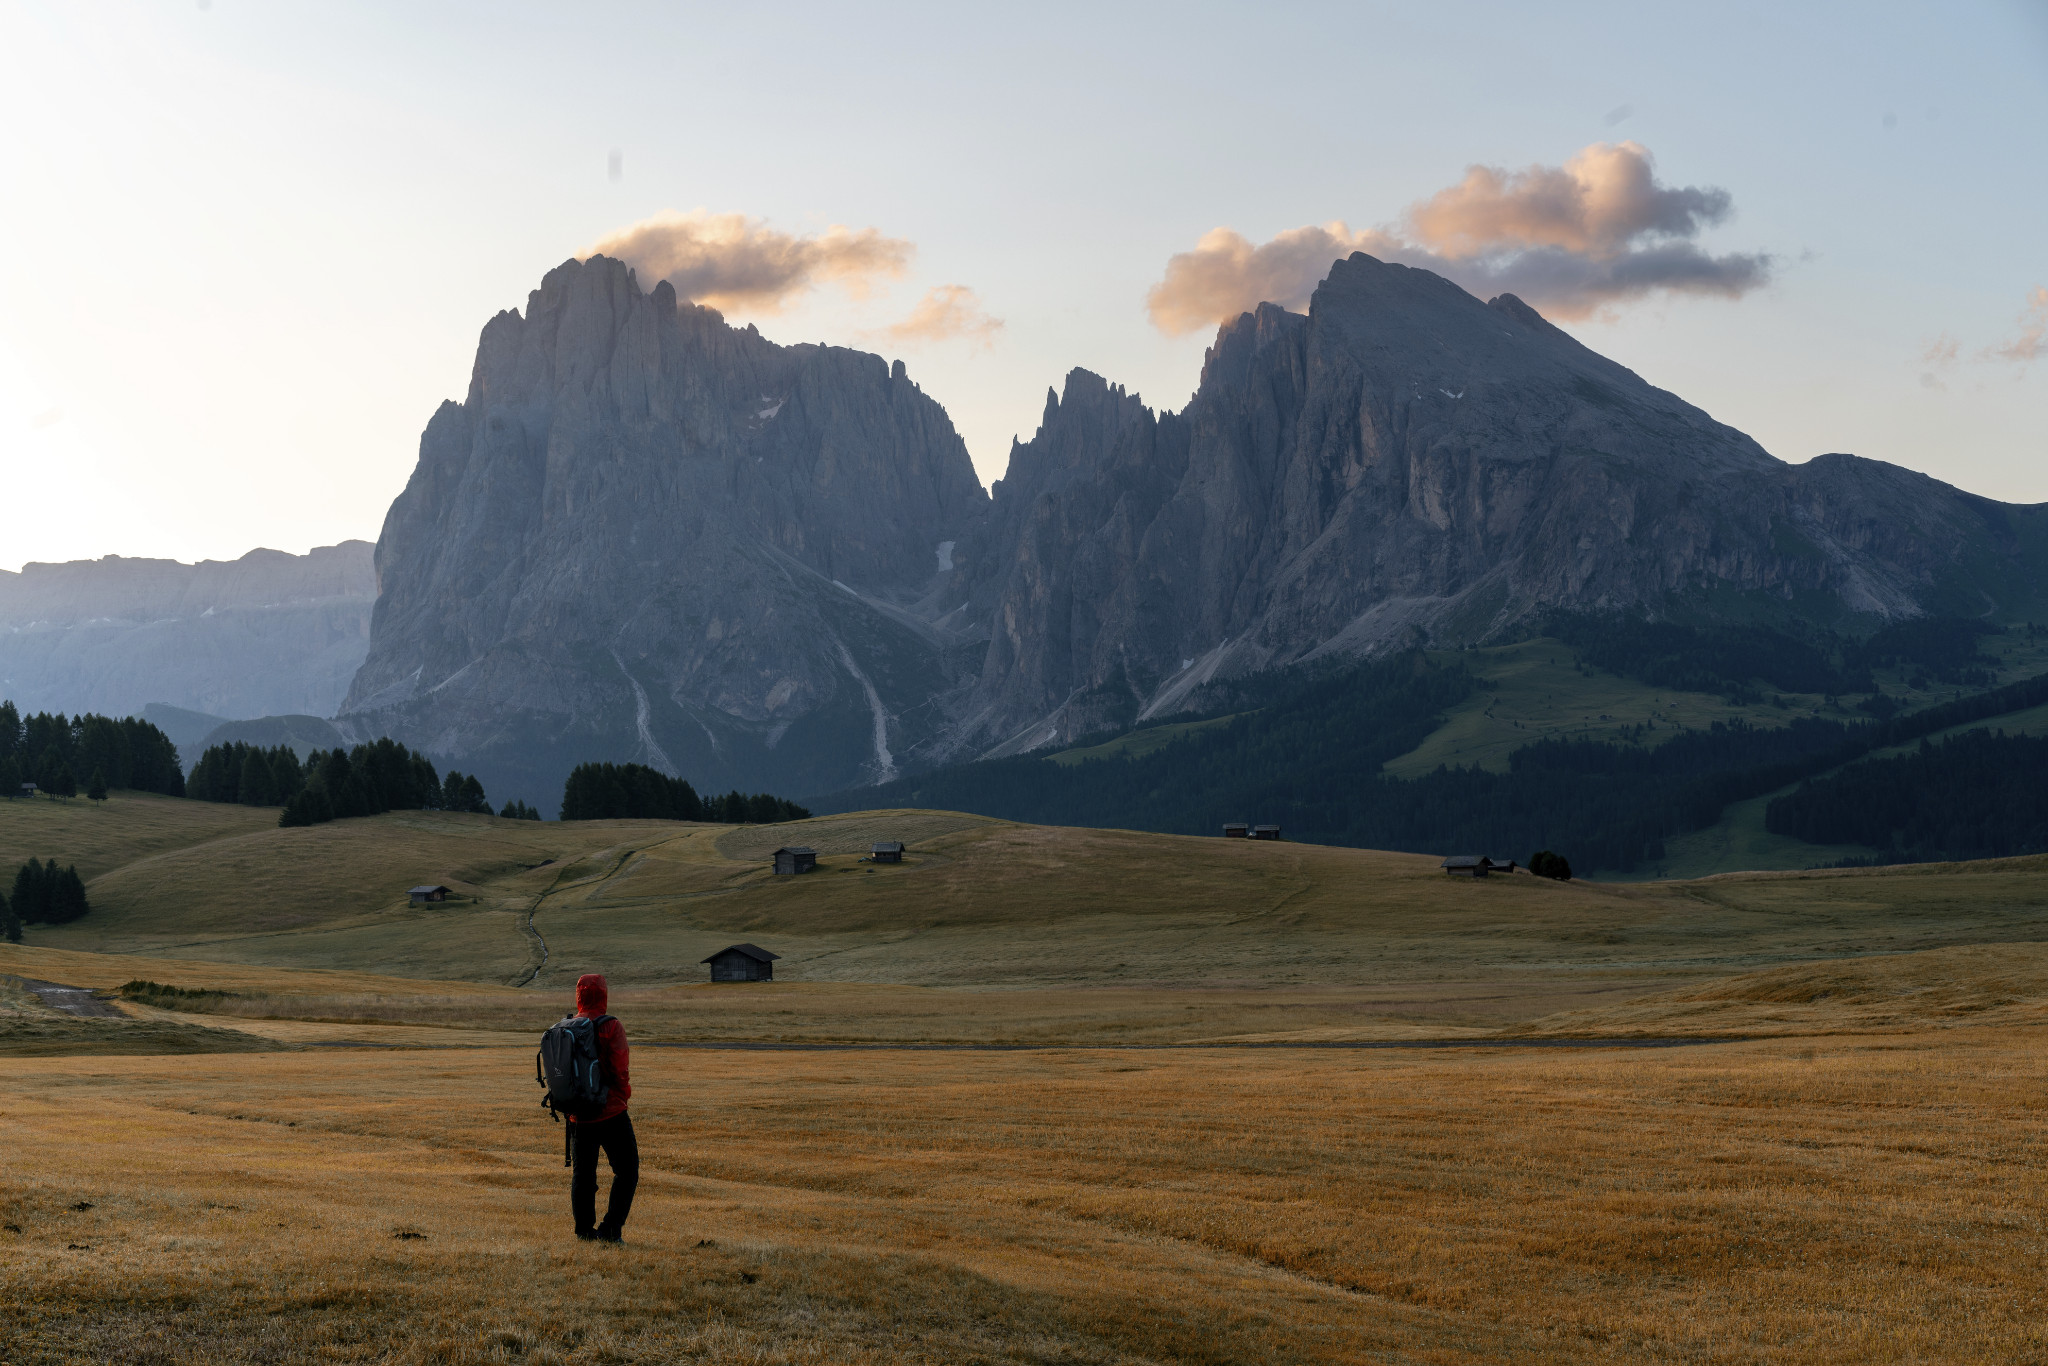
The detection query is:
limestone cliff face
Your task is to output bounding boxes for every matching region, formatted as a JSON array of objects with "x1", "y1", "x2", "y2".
[
  {"x1": 946, "y1": 254, "x2": 2048, "y2": 756},
  {"x1": 344, "y1": 250, "x2": 2048, "y2": 800},
  {"x1": 340, "y1": 255, "x2": 988, "y2": 802},
  {"x1": 0, "y1": 543, "x2": 374, "y2": 720}
]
